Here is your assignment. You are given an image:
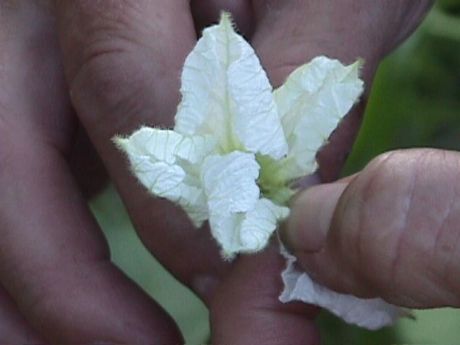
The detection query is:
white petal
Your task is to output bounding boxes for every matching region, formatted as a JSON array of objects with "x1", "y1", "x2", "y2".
[
  {"x1": 174, "y1": 13, "x2": 288, "y2": 158},
  {"x1": 279, "y1": 245, "x2": 407, "y2": 330},
  {"x1": 115, "y1": 128, "x2": 185, "y2": 199},
  {"x1": 176, "y1": 134, "x2": 217, "y2": 165},
  {"x1": 201, "y1": 151, "x2": 260, "y2": 215},
  {"x1": 209, "y1": 198, "x2": 289, "y2": 259},
  {"x1": 274, "y1": 56, "x2": 364, "y2": 180},
  {"x1": 115, "y1": 127, "x2": 215, "y2": 227},
  {"x1": 238, "y1": 198, "x2": 289, "y2": 252},
  {"x1": 119, "y1": 126, "x2": 184, "y2": 164},
  {"x1": 201, "y1": 151, "x2": 278, "y2": 257}
]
